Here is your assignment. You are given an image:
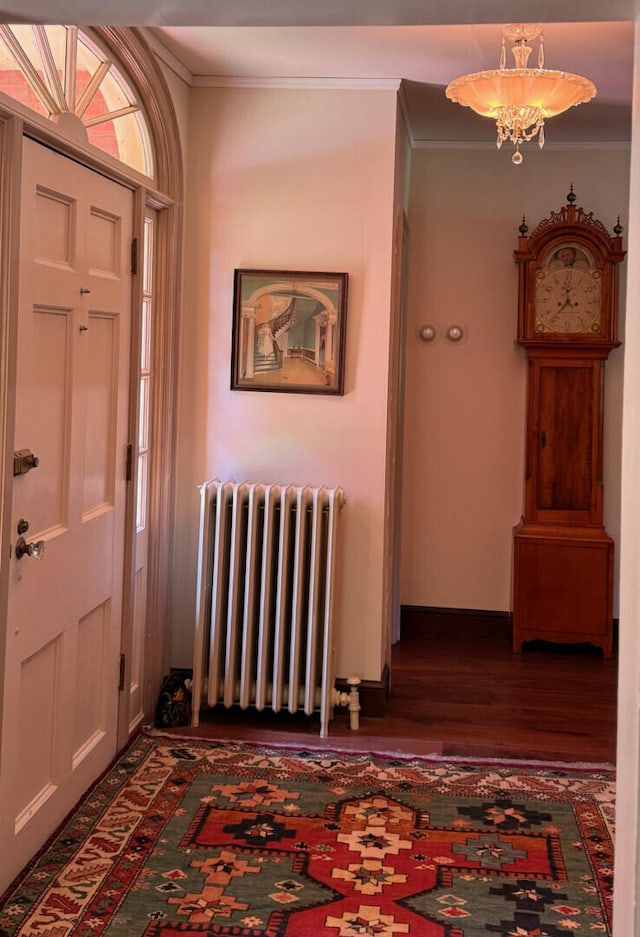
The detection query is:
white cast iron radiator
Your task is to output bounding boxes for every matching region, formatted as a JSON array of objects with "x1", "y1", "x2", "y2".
[{"x1": 192, "y1": 479, "x2": 360, "y2": 737}]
